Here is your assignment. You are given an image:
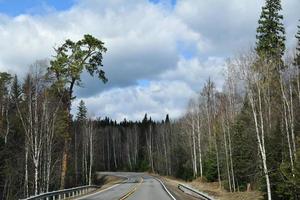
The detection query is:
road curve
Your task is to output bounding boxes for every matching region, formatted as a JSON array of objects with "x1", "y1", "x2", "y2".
[
  {"x1": 77, "y1": 172, "x2": 174, "y2": 200},
  {"x1": 127, "y1": 174, "x2": 174, "y2": 200}
]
